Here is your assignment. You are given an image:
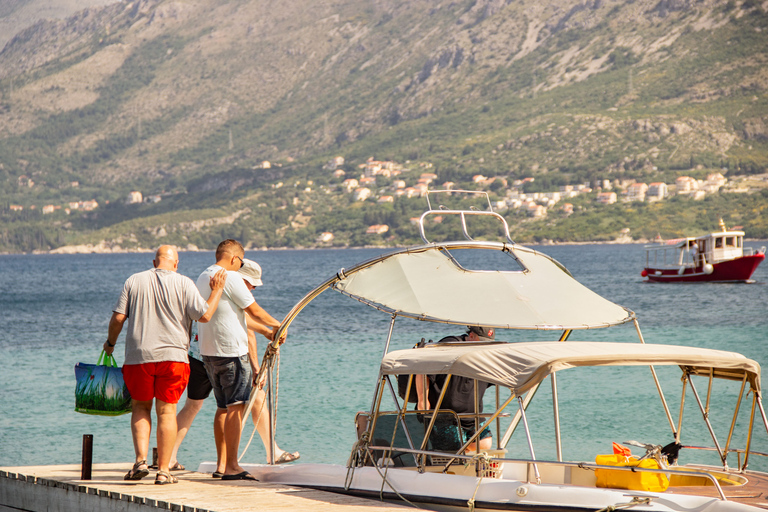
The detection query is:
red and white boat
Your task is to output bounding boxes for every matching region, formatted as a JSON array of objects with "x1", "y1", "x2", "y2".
[{"x1": 642, "y1": 221, "x2": 765, "y2": 283}]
